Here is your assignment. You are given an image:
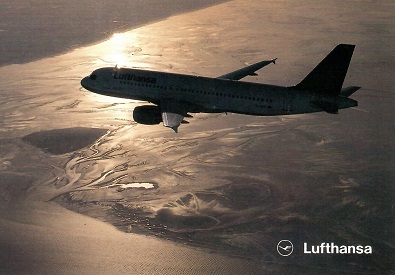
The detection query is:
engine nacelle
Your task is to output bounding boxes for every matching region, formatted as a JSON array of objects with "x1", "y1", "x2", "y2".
[{"x1": 133, "y1": 105, "x2": 162, "y2": 125}]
